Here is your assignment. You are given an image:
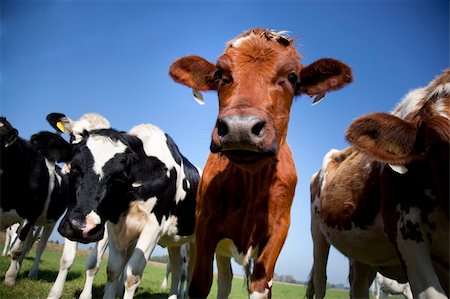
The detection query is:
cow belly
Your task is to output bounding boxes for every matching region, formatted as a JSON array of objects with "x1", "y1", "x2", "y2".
[
  {"x1": 158, "y1": 215, "x2": 193, "y2": 247},
  {"x1": 215, "y1": 238, "x2": 258, "y2": 266},
  {"x1": 324, "y1": 224, "x2": 399, "y2": 266},
  {"x1": 0, "y1": 209, "x2": 21, "y2": 230}
]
